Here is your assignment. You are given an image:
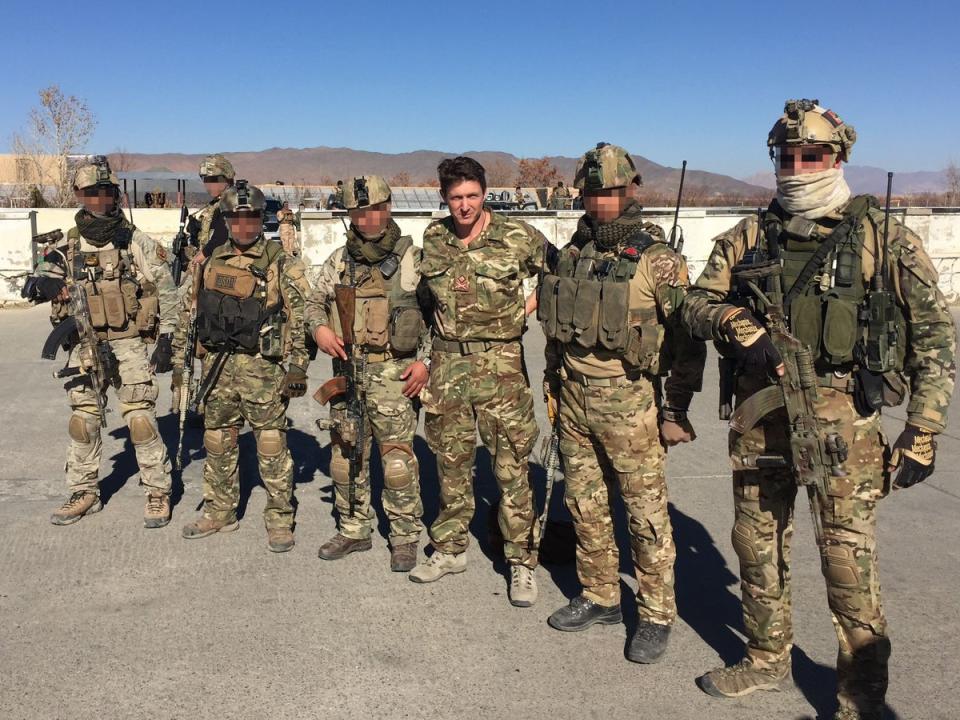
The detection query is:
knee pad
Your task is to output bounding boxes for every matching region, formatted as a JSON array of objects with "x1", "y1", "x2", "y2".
[
  {"x1": 204, "y1": 427, "x2": 239, "y2": 456},
  {"x1": 731, "y1": 521, "x2": 760, "y2": 566},
  {"x1": 822, "y1": 542, "x2": 860, "y2": 589},
  {"x1": 330, "y1": 452, "x2": 351, "y2": 485},
  {"x1": 127, "y1": 412, "x2": 158, "y2": 445},
  {"x1": 256, "y1": 429, "x2": 286, "y2": 458},
  {"x1": 381, "y1": 444, "x2": 416, "y2": 490},
  {"x1": 117, "y1": 381, "x2": 159, "y2": 408},
  {"x1": 68, "y1": 413, "x2": 96, "y2": 444}
]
